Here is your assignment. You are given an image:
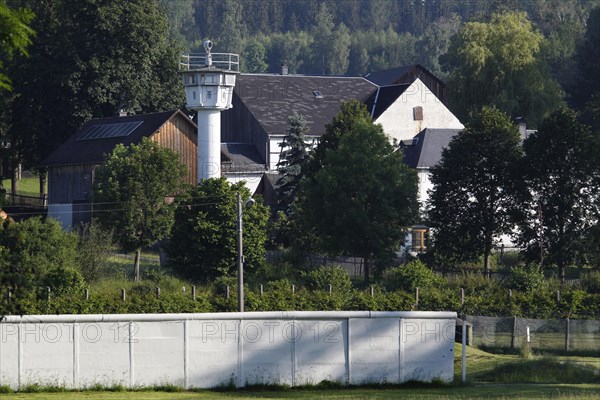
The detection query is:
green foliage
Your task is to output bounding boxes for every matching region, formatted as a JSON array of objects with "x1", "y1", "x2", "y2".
[
  {"x1": 302, "y1": 266, "x2": 352, "y2": 292},
  {"x1": 300, "y1": 101, "x2": 418, "y2": 283},
  {"x1": 514, "y1": 108, "x2": 600, "y2": 279},
  {"x1": 93, "y1": 138, "x2": 186, "y2": 280},
  {"x1": 573, "y1": 6, "x2": 600, "y2": 129},
  {"x1": 241, "y1": 38, "x2": 268, "y2": 73},
  {"x1": 506, "y1": 265, "x2": 547, "y2": 292},
  {"x1": 383, "y1": 260, "x2": 442, "y2": 292},
  {"x1": 580, "y1": 270, "x2": 600, "y2": 293},
  {"x1": 168, "y1": 178, "x2": 269, "y2": 283},
  {"x1": 442, "y1": 11, "x2": 563, "y2": 127},
  {"x1": 2, "y1": 0, "x2": 184, "y2": 173},
  {"x1": 0, "y1": 2, "x2": 35, "y2": 90},
  {"x1": 428, "y1": 107, "x2": 523, "y2": 276},
  {"x1": 0, "y1": 217, "x2": 82, "y2": 313},
  {"x1": 76, "y1": 222, "x2": 116, "y2": 282},
  {"x1": 478, "y1": 358, "x2": 599, "y2": 383},
  {"x1": 275, "y1": 112, "x2": 309, "y2": 217}
]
